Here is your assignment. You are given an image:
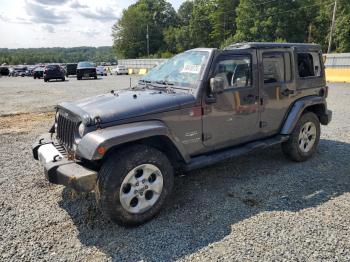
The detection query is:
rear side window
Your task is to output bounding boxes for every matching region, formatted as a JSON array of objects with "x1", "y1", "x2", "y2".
[
  {"x1": 297, "y1": 52, "x2": 321, "y2": 78},
  {"x1": 263, "y1": 53, "x2": 285, "y2": 83},
  {"x1": 47, "y1": 65, "x2": 59, "y2": 69}
]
